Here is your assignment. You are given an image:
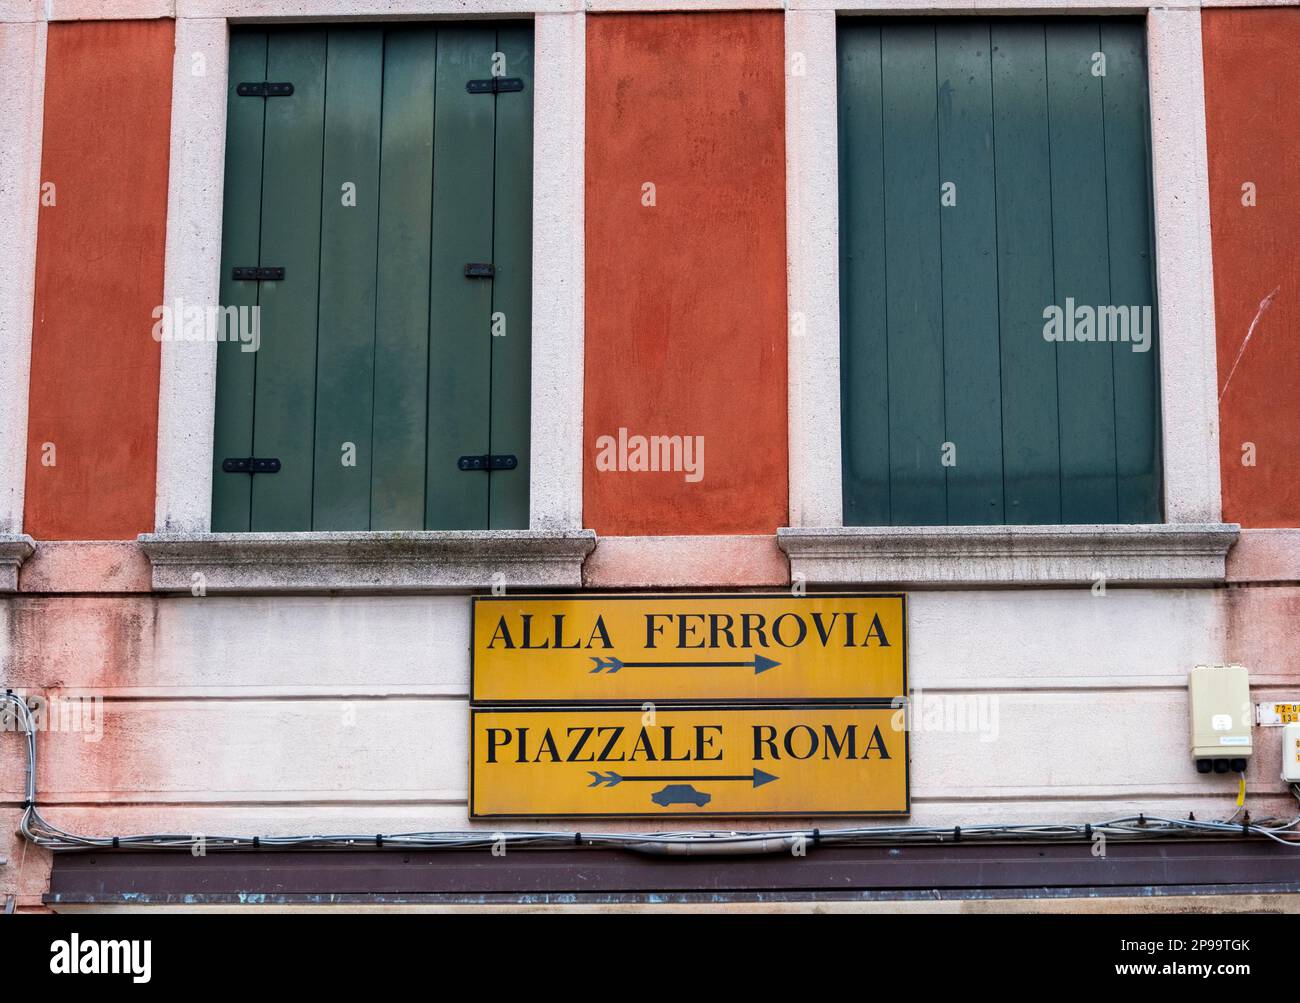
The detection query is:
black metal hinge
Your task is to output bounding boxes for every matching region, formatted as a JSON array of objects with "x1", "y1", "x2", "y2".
[
  {"x1": 463, "y1": 263, "x2": 495, "y2": 279},
  {"x1": 222, "y1": 457, "x2": 282, "y2": 474},
  {"x1": 466, "y1": 77, "x2": 524, "y2": 94},
  {"x1": 237, "y1": 82, "x2": 294, "y2": 97},
  {"x1": 458, "y1": 454, "x2": 517, "y2": 472},
  {"x1": 232, "y1": 266, "x2": 285, "y2": 281}
]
